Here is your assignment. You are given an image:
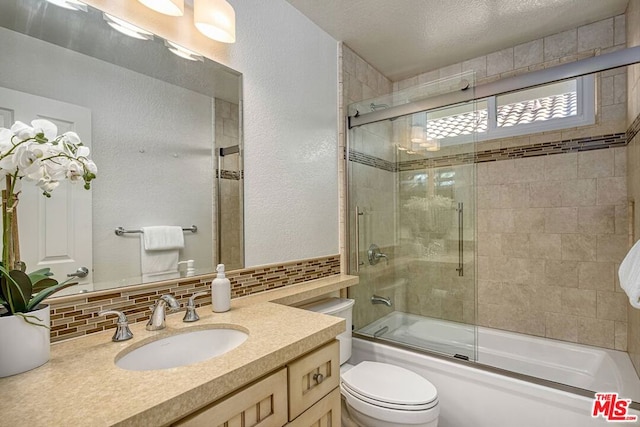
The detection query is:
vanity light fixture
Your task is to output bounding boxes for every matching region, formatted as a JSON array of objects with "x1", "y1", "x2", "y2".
[
  {"x1": 410, "y1": 125, "x2": 427, "y2": 143},
  {"x1": 137, "y1": 0, "x2": 184, "y2": 17},
  {"x1": 424, "y1": 138, "x2": 441, "y2": 152},
  {"x1": 194, "y1": 0, "x2": 236, "y2": 43},
  {"x1": 103, "y1": 13, "x2": 154, "y2": 41},
  {"x1": 45, "y1": 0, "x2": 87, "y2": 11},
  {"x1": 164, "y1": 40, "x2": 204, "y2": 62}
]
